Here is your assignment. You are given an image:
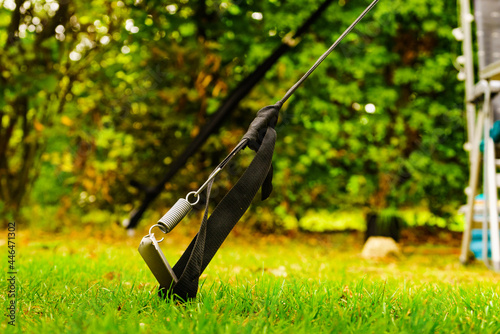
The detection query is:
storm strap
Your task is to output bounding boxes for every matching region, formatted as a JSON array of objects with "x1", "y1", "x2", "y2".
[
  {"x1": 140, "y1": 0, "x2": 380, "y2": 301},
  {"x1": 165, "y1": 104, "x2": 280, "y2": 300}
]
